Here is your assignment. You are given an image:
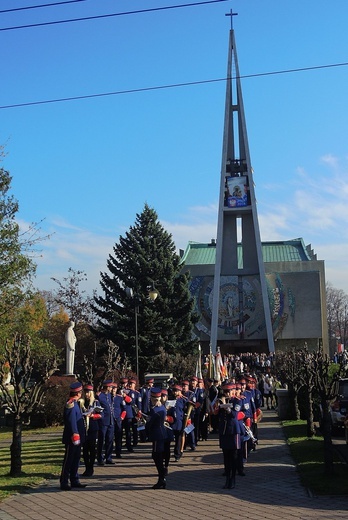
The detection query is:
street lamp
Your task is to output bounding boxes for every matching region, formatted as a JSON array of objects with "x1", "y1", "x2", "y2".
[{"x1": 126, "y1": 284, "x2": 159, "y2": 376}]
